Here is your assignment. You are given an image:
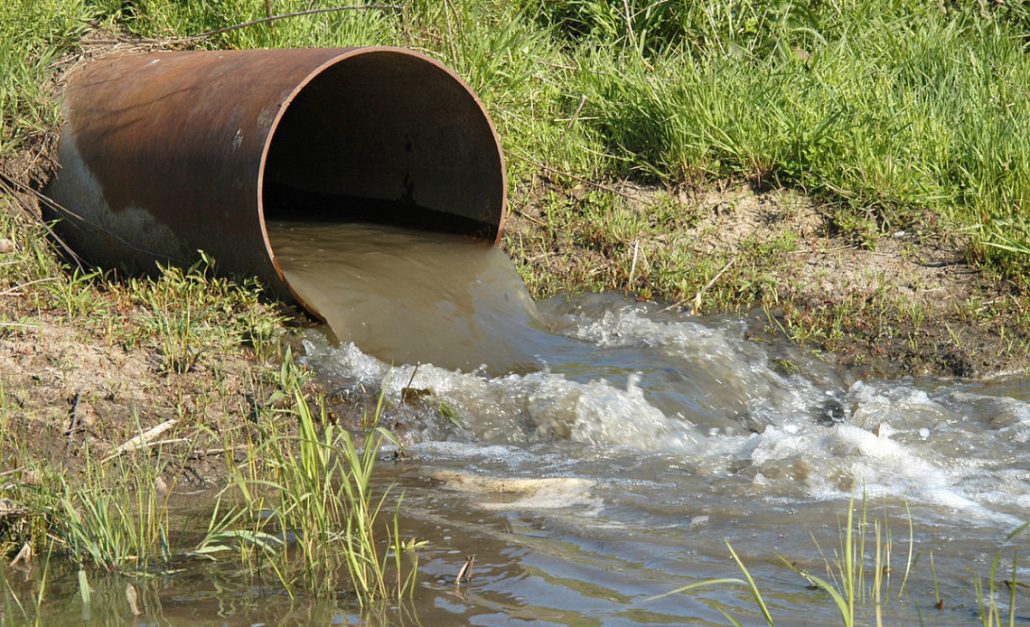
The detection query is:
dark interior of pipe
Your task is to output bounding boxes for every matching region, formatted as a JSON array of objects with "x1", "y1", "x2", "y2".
[{"x1": 261, "y1": 51, "x2": 503, "y2": 240}]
